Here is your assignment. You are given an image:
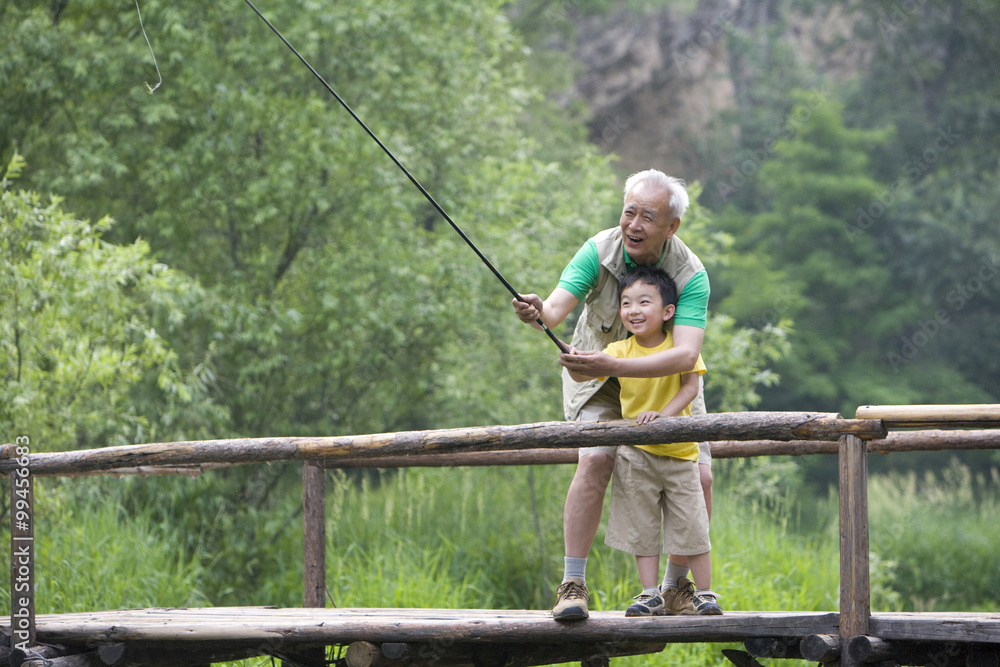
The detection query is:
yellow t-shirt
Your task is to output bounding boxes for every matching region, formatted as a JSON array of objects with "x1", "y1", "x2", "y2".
[{"x1": 603, "y1": 331, "x2": 707, "y2": 460}]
